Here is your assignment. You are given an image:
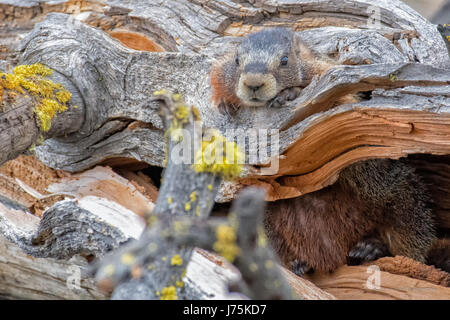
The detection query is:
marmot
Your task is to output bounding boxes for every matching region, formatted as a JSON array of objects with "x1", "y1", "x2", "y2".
[
  {"x1": 211, "y1": 28, "x2": 442, "y2": 275},
  {"x1": 210, "y1": 27, "x2": 333, "y2": 115},
  {"x1": 265, "y1": 159, "x2": 436, "y2": 275}
]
